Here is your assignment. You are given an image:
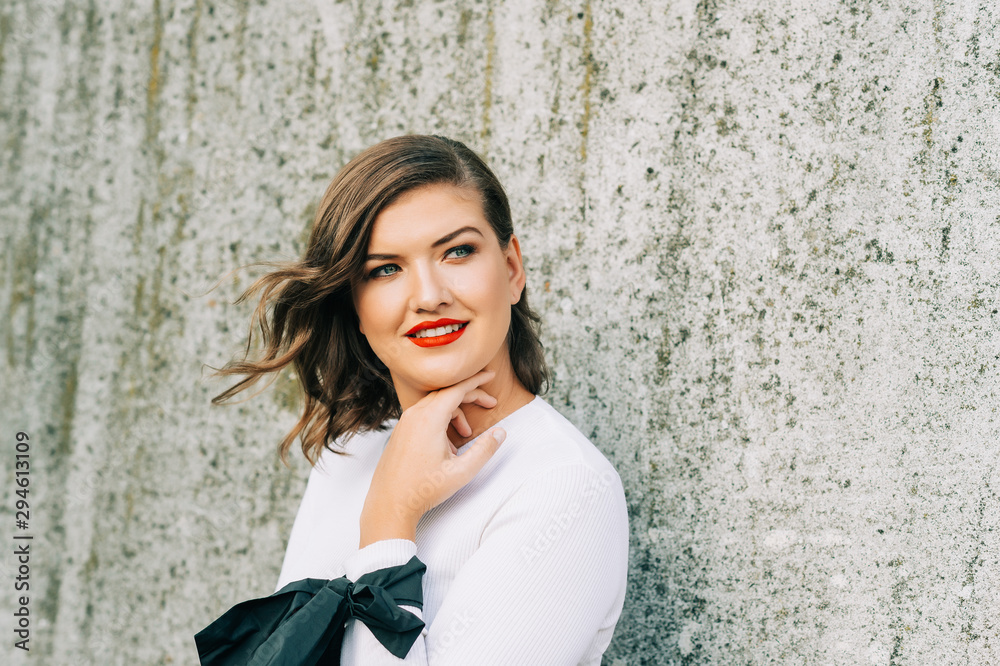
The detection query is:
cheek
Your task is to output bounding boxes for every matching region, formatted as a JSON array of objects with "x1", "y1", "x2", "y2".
[
  {"x1": 355, "y1": 288, "x2": 411, "y2": 358},
  {"x1": 356, "y1": 307, "x2": 405, "y2": 368},
  {"x1": 471, "y1": 269, "x2": 514, "y2": 323},
  {"x1": 474, "y1": 256, "x2": 511, "y2": 296},
  {"x1": 354, "y1": 291, "x2": 386, "y2": 339}
]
